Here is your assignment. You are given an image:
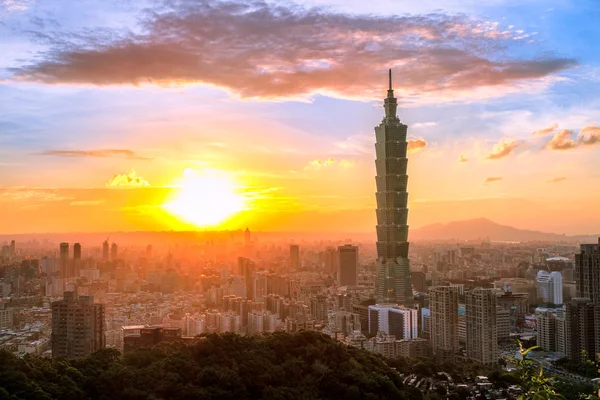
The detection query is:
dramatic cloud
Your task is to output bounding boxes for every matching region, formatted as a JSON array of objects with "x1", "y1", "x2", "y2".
[
  {"x1": 458, "y1": 154, "x2": 468, "y2": 163},
  {"x1": 12, "y1": 1, "x2": 576, "y2": 100},
  {"x1": 545, "y1": 129, "x2": 577, "y2": 151},
  {"x1": 532, "y1": 123, "x2": 558, "y2": 136},
  {"x1": 547, "y1": 177, "x2": 566, "y2": 183},
  {"x1": 486, "y1": 139, "x2": 525, "y2": 160},
  {"x1": 407, "y1": 138, "x2": 428, "y2": 153},
  {"x1": 37, "y1": 149, "x2": 150, "y2": 159},
  {"x1": 579, "y1": 125, "x2": 600, "y2": 146},
  {"x1": 107, "y1": 170, "x2": 150, "y2": 187},
  {"x1": 304, "y1": 158, "x2": 354, "y2": 171},
  {"x1": 484, "y1": 177, "x2": 503, "y2": 184}
]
